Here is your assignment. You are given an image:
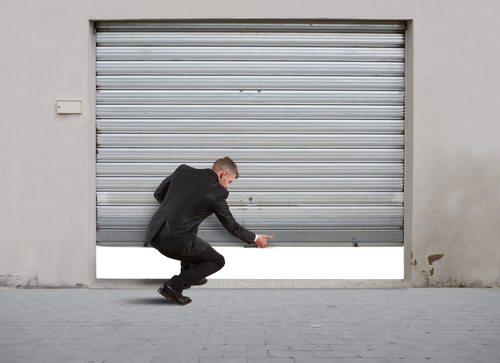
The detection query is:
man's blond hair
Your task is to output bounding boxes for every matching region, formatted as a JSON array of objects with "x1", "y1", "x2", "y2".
[{"x1": 212, "y1": 156, "x2": 239, "y2": 179}]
